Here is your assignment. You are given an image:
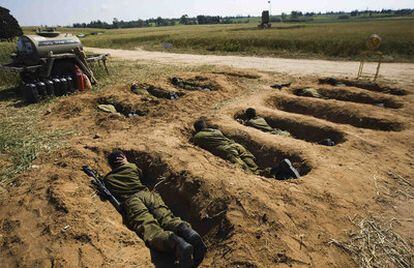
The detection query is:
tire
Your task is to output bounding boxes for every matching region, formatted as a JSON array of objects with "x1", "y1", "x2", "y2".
[{"x1": 22, "y1": 84, "x2": 40, "y2": 103}]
